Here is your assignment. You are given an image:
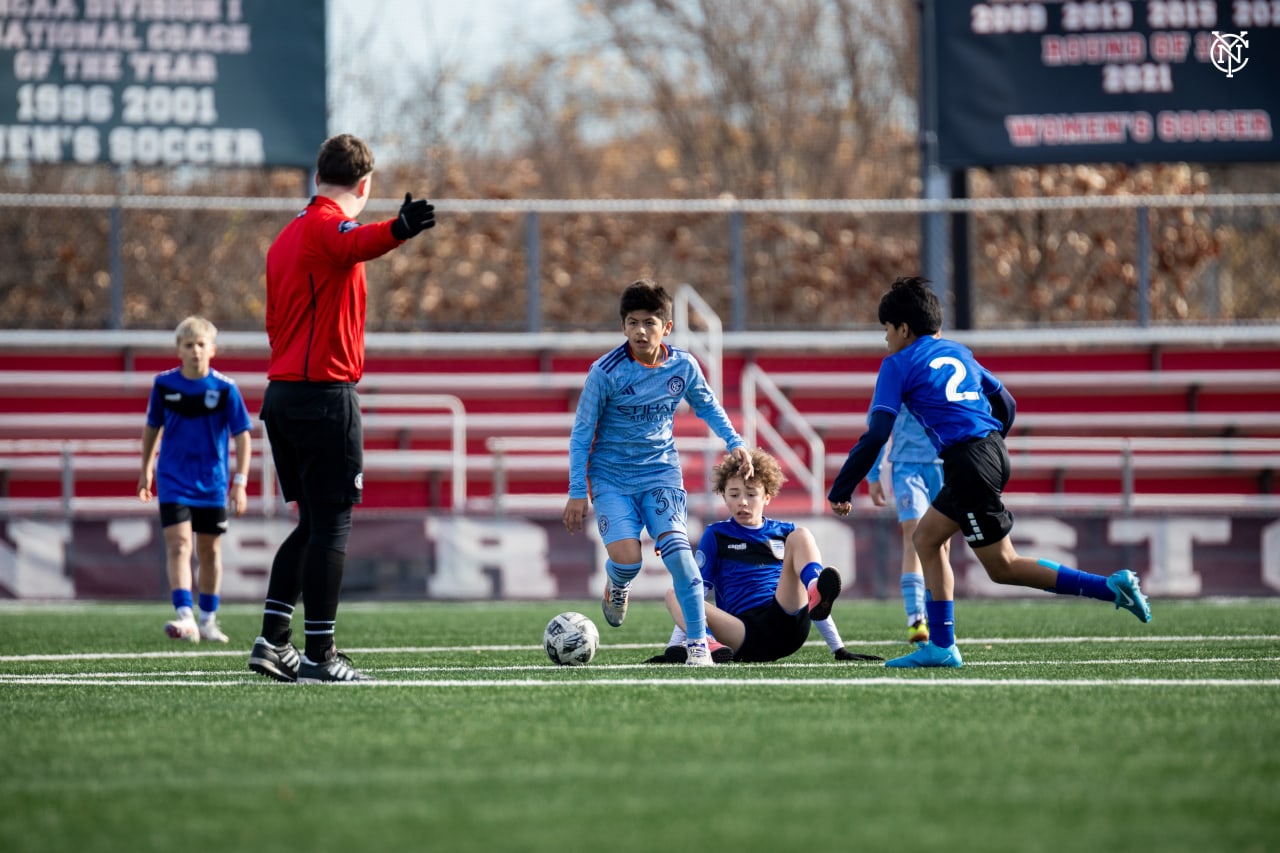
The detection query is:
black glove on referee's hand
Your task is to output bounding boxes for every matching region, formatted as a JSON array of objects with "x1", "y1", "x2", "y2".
[{"x1": 391, "y1": 192, "x2": 436, "y2": 240}]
